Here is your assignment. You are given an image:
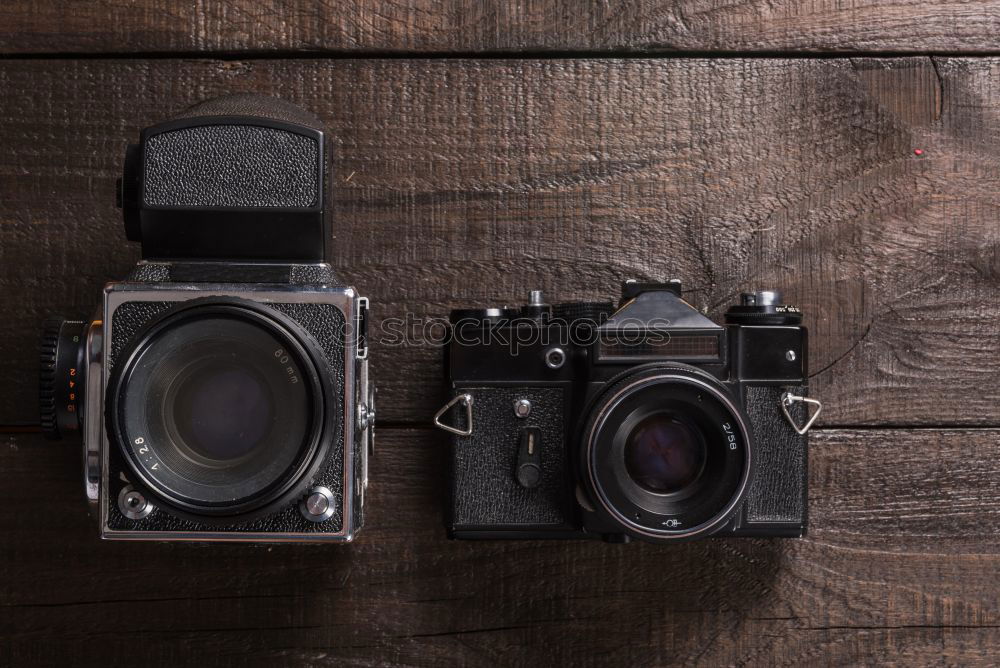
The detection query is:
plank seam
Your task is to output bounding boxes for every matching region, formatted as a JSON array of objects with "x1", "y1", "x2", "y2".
[{"x1": 2, "y1": 49, "x2": 1000, "y2": 61}]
